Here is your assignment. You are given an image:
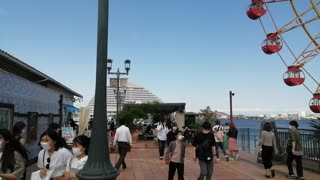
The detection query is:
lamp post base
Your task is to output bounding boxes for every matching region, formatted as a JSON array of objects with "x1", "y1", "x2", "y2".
[{"x1": 77, "y1": 167, "x2": 119, "y2": 180}]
